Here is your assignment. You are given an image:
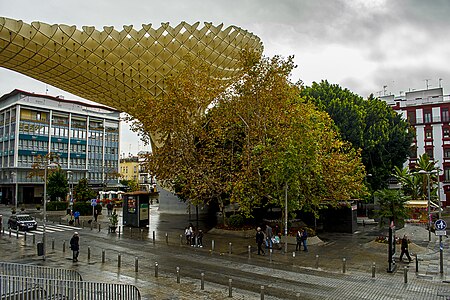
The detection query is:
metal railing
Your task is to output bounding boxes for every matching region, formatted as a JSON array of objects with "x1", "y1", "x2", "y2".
[
  {"x1": 1, "y1": 275, "x2": 141, "y2": 300},
  {"x1": 0, "y1": 262, "x2": 82, "y2": 281}
]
